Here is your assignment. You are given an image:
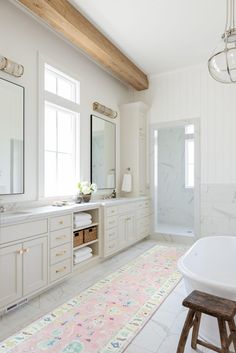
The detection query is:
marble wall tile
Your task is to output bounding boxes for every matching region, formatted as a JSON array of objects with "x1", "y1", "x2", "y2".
[
  {"x1": 200, "y1": 184, "x2": 236, "y2": 237},
  {"x1": 158, "y1": 127, "x2": 194, "y2": 228}
]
